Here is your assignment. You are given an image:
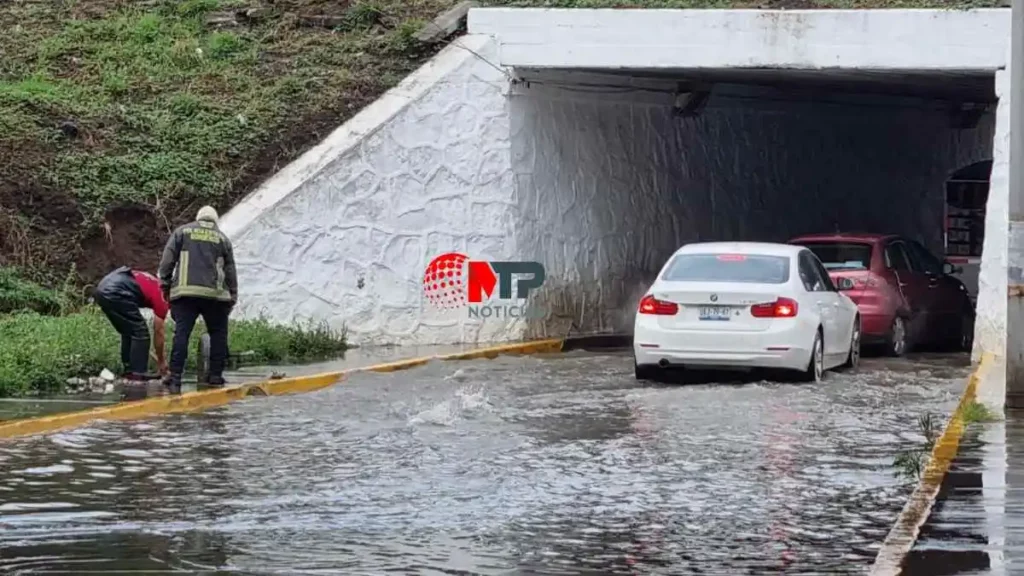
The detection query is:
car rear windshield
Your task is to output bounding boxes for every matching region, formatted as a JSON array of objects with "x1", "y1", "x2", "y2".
[
  {"x1": 798, "y1": 242, "x2": 873, "y2": 271},
  {"x1": 661, "y1": 253, "x2": 791, "y2": 284}
]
